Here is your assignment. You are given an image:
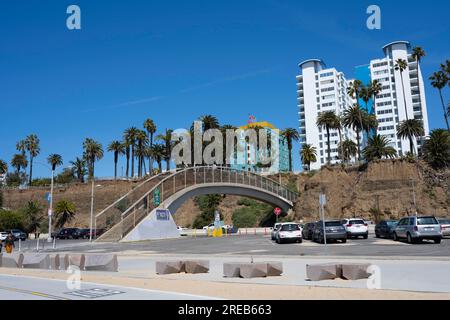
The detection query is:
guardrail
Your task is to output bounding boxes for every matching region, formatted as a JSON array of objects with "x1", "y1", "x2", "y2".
[{"x1": 96, "y1": 166, "x2": 299, "y2": 242}]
